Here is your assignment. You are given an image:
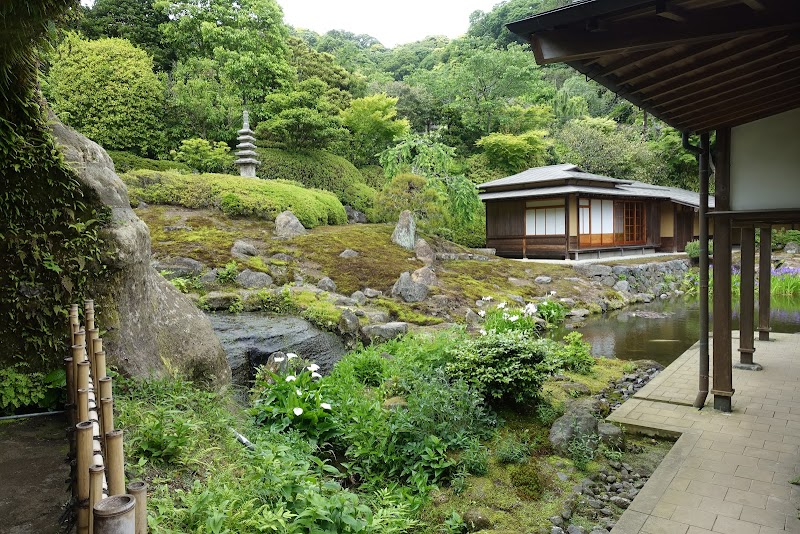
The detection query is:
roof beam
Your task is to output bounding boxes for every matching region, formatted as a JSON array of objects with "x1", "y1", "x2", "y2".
[
  {"x1": 741, "y1": 0, "x2": 766, "y2": 11},
  {"x1": 656, "y1": 0, "x2": 689, "y2": 22},
  {"x1": 670, "y1": 81, "x2": 800, "y2": 126},
  {"x1": 689, "y1": 97, "x2": 800, "y2": 131},
  {"x1": 530, "y1": 4, "x2": 800, "y2": 64}
]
